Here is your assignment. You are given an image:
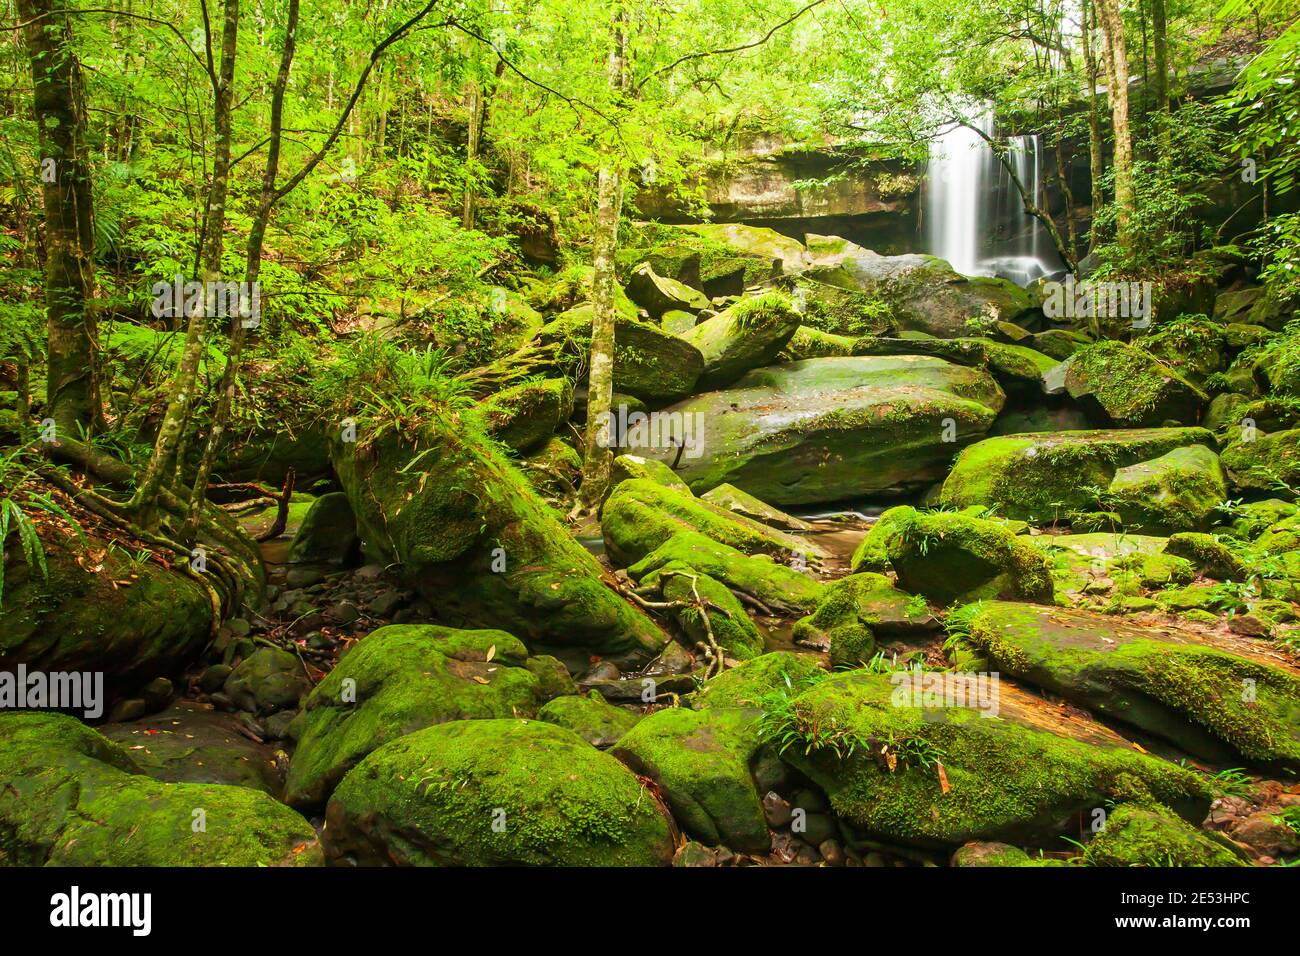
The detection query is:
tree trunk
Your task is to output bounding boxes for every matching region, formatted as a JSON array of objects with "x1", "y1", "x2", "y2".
[
  {"x1": 577, "y1": 3, "x2": 629, "y2": 513},
  {"x1": 130, "y1": 0, "x2": 240, "y2": 527},
  {"x1": 1151, "y1": 0, "x2": 1169, "y2": 148},
  {"x1": 1096, "y1": 0, "x2": 1136, "y2": 247},
  {"x1": 1082, "y1": 0, "x2": 1106, "y2": 252},
  {"x1": 18, "y1": 0, "x2": 99, "y2": 436},
  {"x1": 183, "y1": 0, "x2": 299, "y2": 543},
  {"x1": 462, "y1": 80, "x2": 481, "y2": 229}
]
